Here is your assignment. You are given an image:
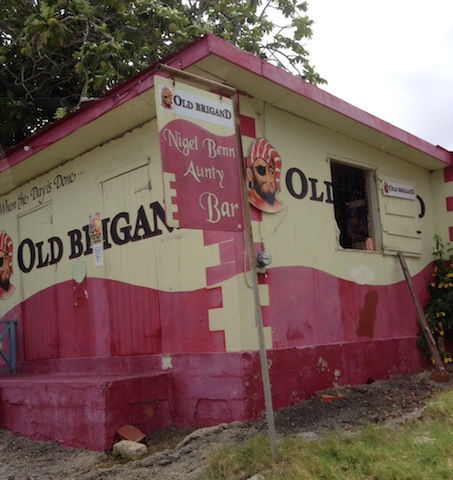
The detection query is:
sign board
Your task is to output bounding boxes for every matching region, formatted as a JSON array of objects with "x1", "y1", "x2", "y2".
[
  {"x1": 382, "y1": 180, "x2": 416, "y2": 200},
  {"x1": 155, "y1": 76, "x2": 243, "y2": 231}
]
